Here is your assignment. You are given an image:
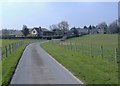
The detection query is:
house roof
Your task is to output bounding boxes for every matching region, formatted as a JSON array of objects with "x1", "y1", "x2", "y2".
[
  {"x1": 33, "y1": 27, "x2": 41, "y2": 32},
  {"x1": 31, "y1": 27, "x2": 49, "y2": 32}
]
